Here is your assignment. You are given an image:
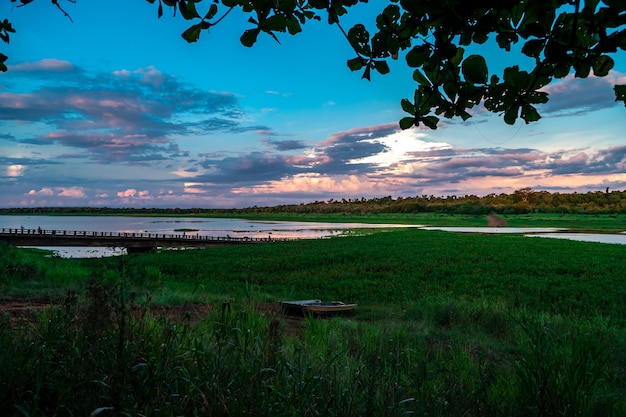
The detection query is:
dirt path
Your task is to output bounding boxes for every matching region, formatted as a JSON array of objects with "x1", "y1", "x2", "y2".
[{"x1": 486, "y1": 214, "x2": 508, "y2": 227}]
